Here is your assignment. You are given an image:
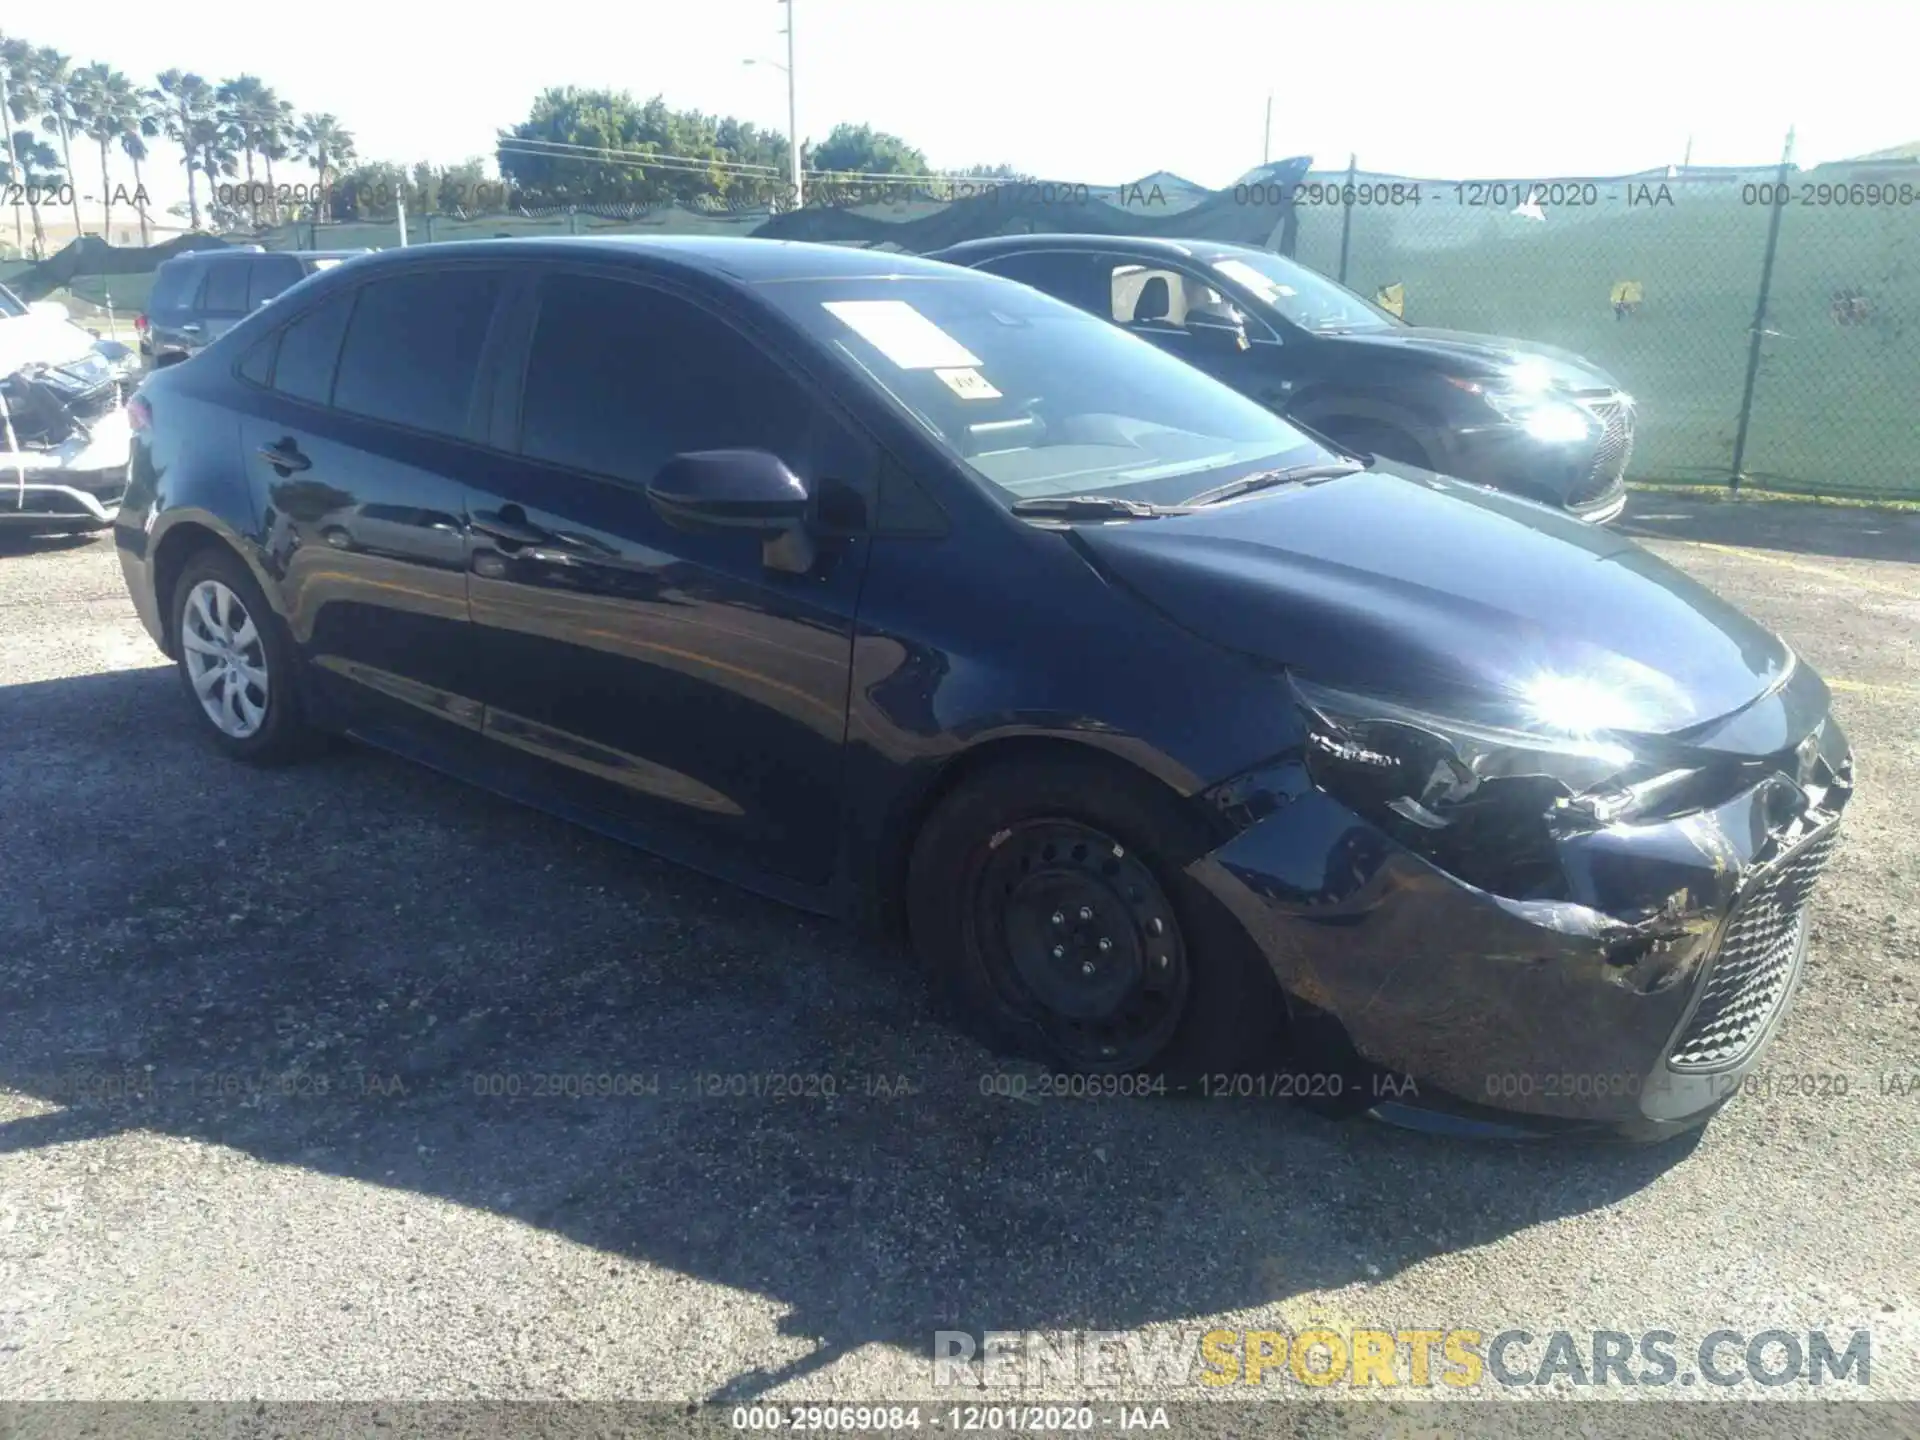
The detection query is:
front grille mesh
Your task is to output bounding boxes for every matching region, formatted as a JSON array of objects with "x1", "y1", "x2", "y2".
[
  {"x1": 1572, "y1": 398, "x2": 1635, "y2": 505},
  {"x1": 1668, "y1": 824, "x2": 1839, "y2": 1070}
]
